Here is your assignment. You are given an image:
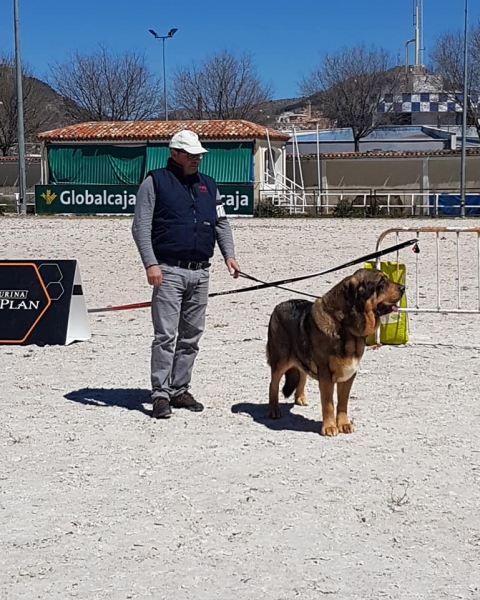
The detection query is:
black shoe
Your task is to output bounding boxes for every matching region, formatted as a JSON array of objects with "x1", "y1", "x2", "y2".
[
  {"x1": 152, "y1": 397, "x2": 172, "y2": 419},
  {"x1": 170, "y1": 391, "x2": 204, "y2": 412}
]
